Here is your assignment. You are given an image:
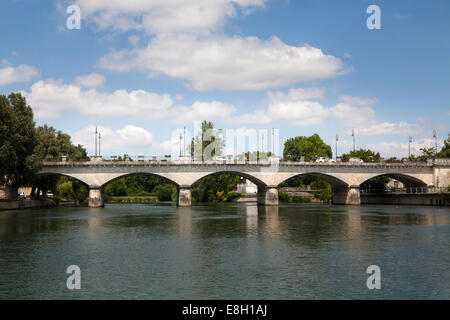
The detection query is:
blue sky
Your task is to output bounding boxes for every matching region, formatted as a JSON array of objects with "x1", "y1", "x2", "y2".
[{"x1": 1, "y1": 0, "x2": 449, "y2": 159}]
